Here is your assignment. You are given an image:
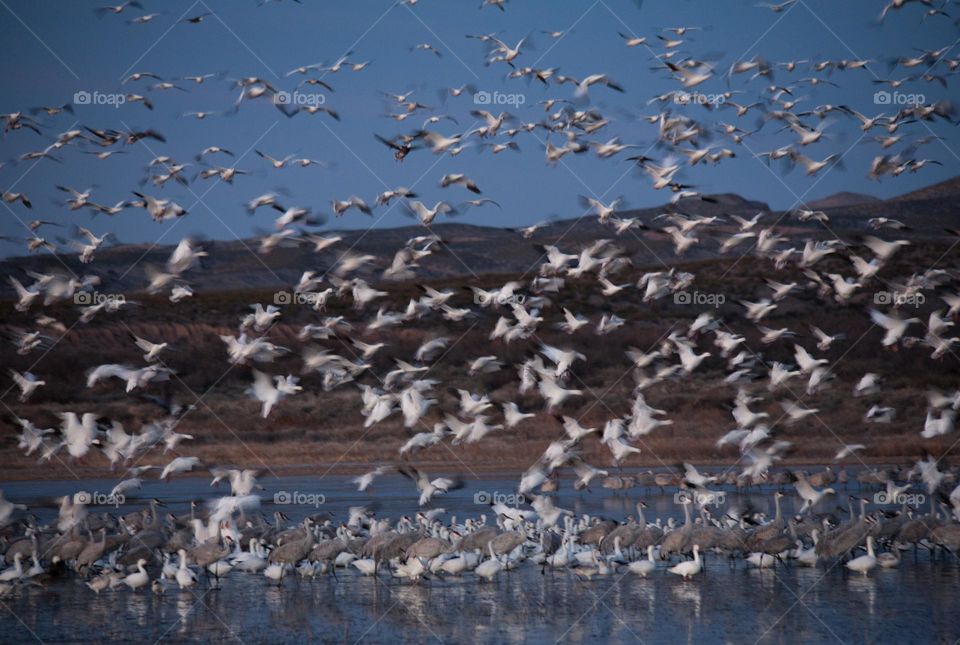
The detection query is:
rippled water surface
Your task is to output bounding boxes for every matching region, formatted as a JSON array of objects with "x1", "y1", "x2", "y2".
[{"x1": 1, "y1": 475, "x2": 958, "y2": 644}]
